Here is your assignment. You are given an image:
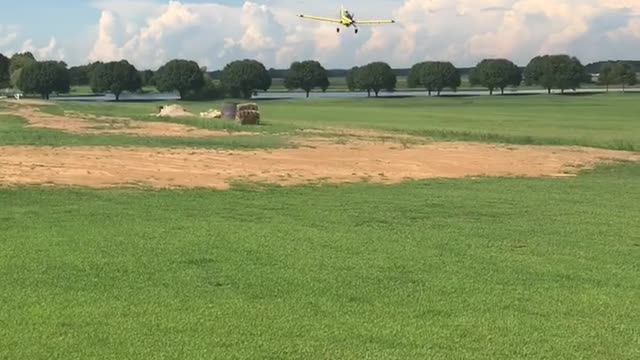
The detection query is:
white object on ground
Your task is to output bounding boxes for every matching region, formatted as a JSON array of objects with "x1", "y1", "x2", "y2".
[
  {"x1": 156, "y1": 104, "x2": 193, "y2": 117},
  {"x1": 200, "y1": 109, "x2": 222, "y2": 119}
]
